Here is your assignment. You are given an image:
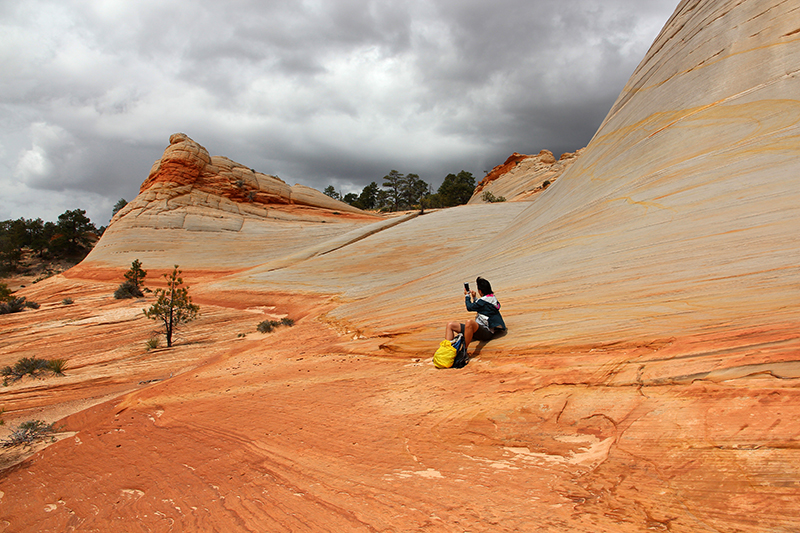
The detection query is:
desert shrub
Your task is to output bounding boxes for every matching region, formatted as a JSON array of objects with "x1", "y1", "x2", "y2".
[
  {"x1": 62, "y1": 297, "x2": 74, "y2": 305},
  {"x1": 114, "y1": 279, "x2": 143, "y2": 299},
  {"x1": 145, "y1": 337, "x2": 159, "y2": 350},
  {"x1": 542, "y1": 180, "x2": 551, "y2": 189},
  {"x1": 2, "y1": 357, "x2": 66, "y2": 384},
  {"x1": 481, "y1": 191, "x2": 506, "y2": 203},
  {"x1": 47, "y1": 359, "x2": 67, "y2": 375},
  {"x1": 2, "y1": 420, "x2": 58, "y2": 448},
  {"x1": 257, "y1": 320, "x2": 278, "y2": 333},
  {"x1": 0, "y1": 297, "x2": 27, "y2": 315},
  {"x1": 17, "y1": 357, "x2": 50, "y2": 375},
  {"x1": 257, "y1": 317, "x2": 294, "y2": 333},
  {"x1": 24, "y1": 300, "x2": 40, "y2": 309}
]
